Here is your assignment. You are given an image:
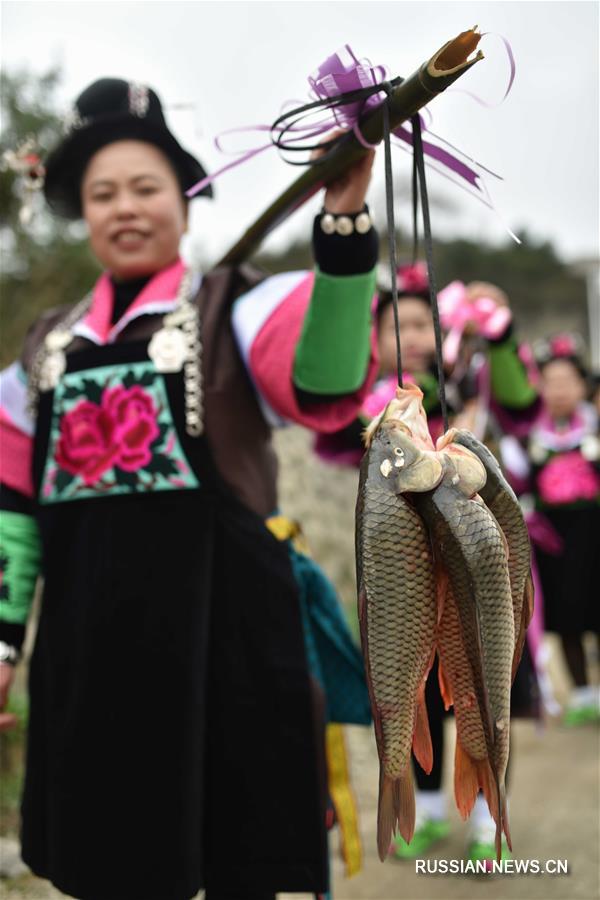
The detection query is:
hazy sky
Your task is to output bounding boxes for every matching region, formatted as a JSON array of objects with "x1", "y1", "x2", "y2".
[{"x1": 2, "y1": 1, "x2": 599, "y2": 266}]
